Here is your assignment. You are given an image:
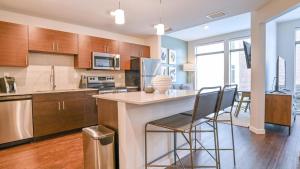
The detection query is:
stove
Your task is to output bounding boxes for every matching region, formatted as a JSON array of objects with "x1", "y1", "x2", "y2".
[{"x1": 87, "y1": 76, "x2": 127, "y2": 94}]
